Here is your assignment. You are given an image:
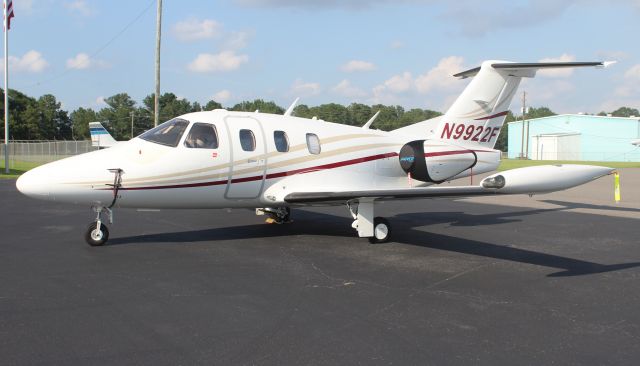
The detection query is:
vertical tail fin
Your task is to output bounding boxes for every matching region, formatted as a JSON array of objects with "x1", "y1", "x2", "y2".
[
  {"x1": 89, "y1": 122, "x2": 118, "y2": 148},
  {"x1": 433, "y1": 60, "x2": 607, "y2": 149}
]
